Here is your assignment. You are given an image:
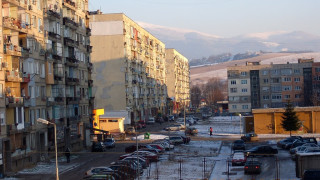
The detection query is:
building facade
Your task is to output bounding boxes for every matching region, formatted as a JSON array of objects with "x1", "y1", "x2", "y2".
[
  {"x1": 165, "y1": 49, "x2": 190, "y2": 114},
  {"x1": 89, "y1": 13, "x2": 167, "y2": 126},
  {"x1": 228, "y1": 59, "x2": 315, "y2": 114},
  {"x1": 0, "y1": 0, "x2": 92, "y2": 174}
]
